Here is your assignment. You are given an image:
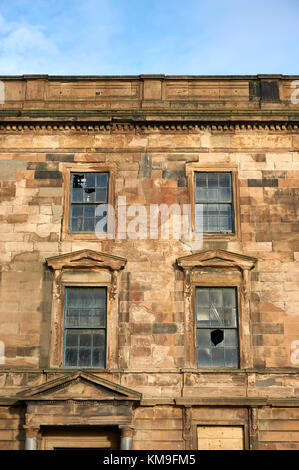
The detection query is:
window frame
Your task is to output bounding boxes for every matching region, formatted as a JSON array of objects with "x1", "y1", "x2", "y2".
[
  {"x1": 63, "y1": 286, "x2": 108, "y2": 369},
  {"x1": 62, "y1": 163, "x2": 116, "y2": 241},
  {"x1": 186, "y1": 163, "x2": 240, "y2": 239},
  {"x1": 46, "y1": 249, "x2": 127, "y2": 370},
  {"x1": 195, "y1": 286, "x2": 240, "y2": 369},
  {"x1": 177, "y1": 249, "x2": 257, "y2": 370}
]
